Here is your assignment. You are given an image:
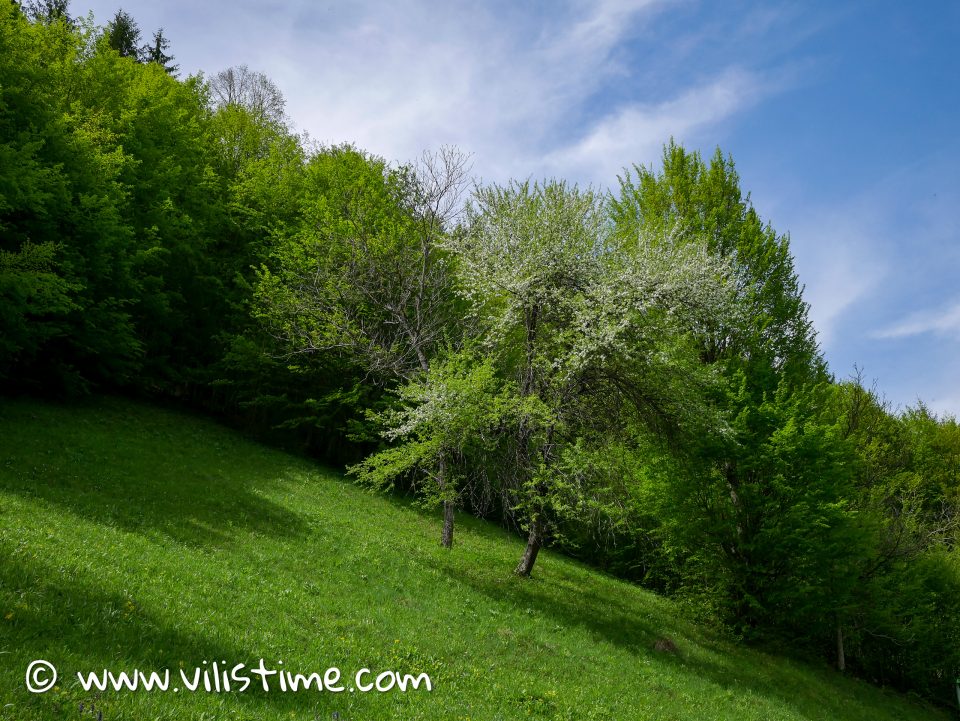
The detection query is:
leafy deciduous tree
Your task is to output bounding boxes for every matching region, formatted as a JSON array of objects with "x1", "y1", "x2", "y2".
[
  {"x1": 610, "y1": 142, "x2": 859, "y2": 649},
  {"x1": 254, "y1": 145, "x2": 471, "y2": 546}
]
